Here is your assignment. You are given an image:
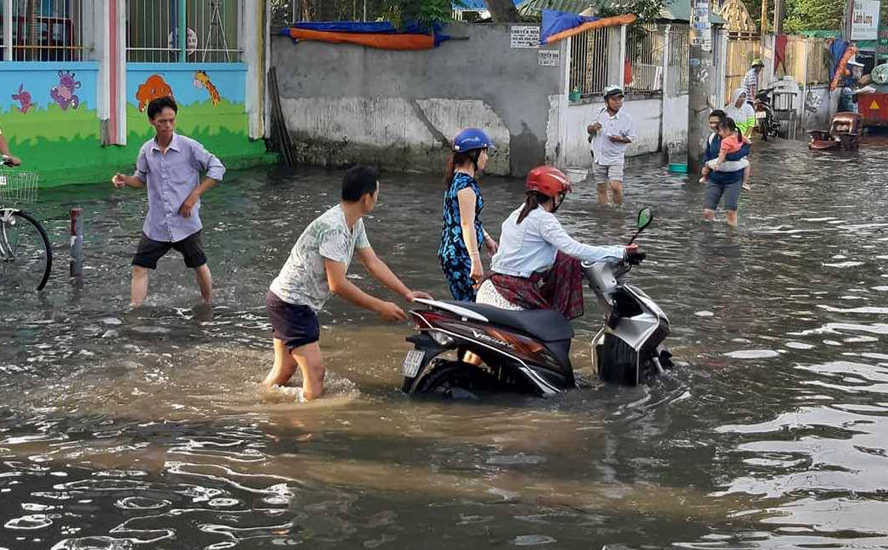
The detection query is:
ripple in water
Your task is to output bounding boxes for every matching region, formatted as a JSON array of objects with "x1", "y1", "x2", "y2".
[
  {"x1": 723, "y1": 350, "x2": 780, "y2": 359},
  {"x1": 512, "y1": 535, "x2": 557, "y2": 546},
  {"x1": 4, "y1": 513, "x2": 54, "y2": 530},
  {"x1": 50, "y1": 537, "x2": 134, "y2": 550},
  {"x1": 114, "y1": 496, "x2": 170, "y2": 510}
]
